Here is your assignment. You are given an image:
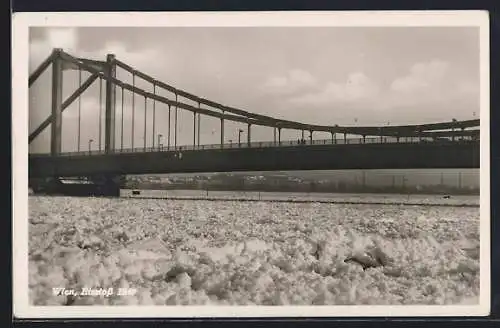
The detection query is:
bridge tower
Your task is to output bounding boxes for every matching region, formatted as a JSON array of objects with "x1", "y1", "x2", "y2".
[
  {"x1": 85, "y1": 53, "x2": 121, "y2": 196},
  {"x1": 30, "y1": 50, "x2": 122, "y2": 197},
  {"x1": 91, "y1": 53, "x2": 122, "y2": 196},
  {"x1": 104, "y1": 53, "x2": 116, "y2": 154},
  {"x1": 50, "y1": 48, "x2": 64, "y2": 156}
]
